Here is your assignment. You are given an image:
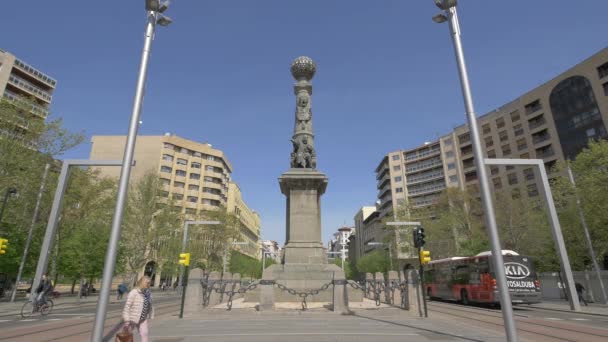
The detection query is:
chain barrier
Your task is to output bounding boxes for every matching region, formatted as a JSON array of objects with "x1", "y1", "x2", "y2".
[
  {"x1": 200, "y1": 278, "x2": 260, "y2": 311},
  {"x1": 275, "y1": 281, "x2": 333, "y2": 310}
]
